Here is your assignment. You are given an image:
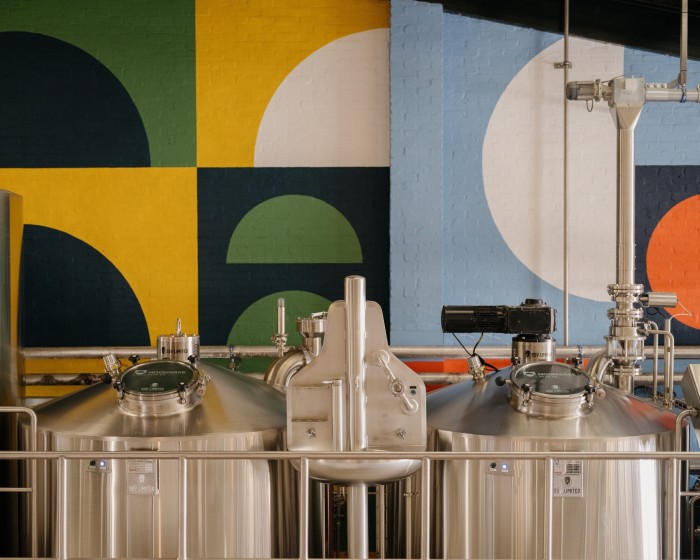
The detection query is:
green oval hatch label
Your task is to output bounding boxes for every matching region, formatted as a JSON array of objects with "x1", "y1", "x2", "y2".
[{"x1": 121, "y1": 361, "x2": 196, "y2": 394}]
